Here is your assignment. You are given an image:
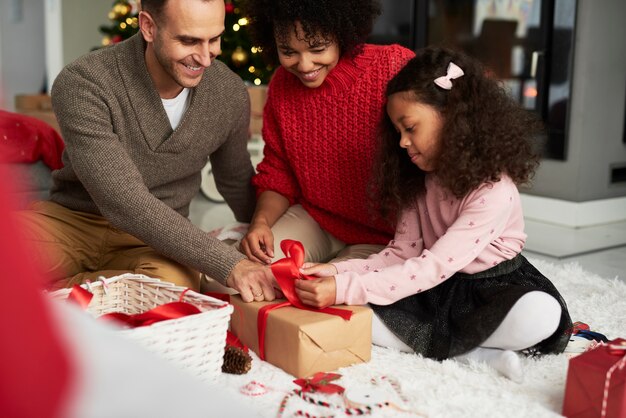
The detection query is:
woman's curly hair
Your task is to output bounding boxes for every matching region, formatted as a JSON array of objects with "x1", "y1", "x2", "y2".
[
  {"x1": 374, "y1": 47, "x2": 543, "y2": 219},
  {"x1": 242, "y1": 0, "x2": 381, "y2": 65}
]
